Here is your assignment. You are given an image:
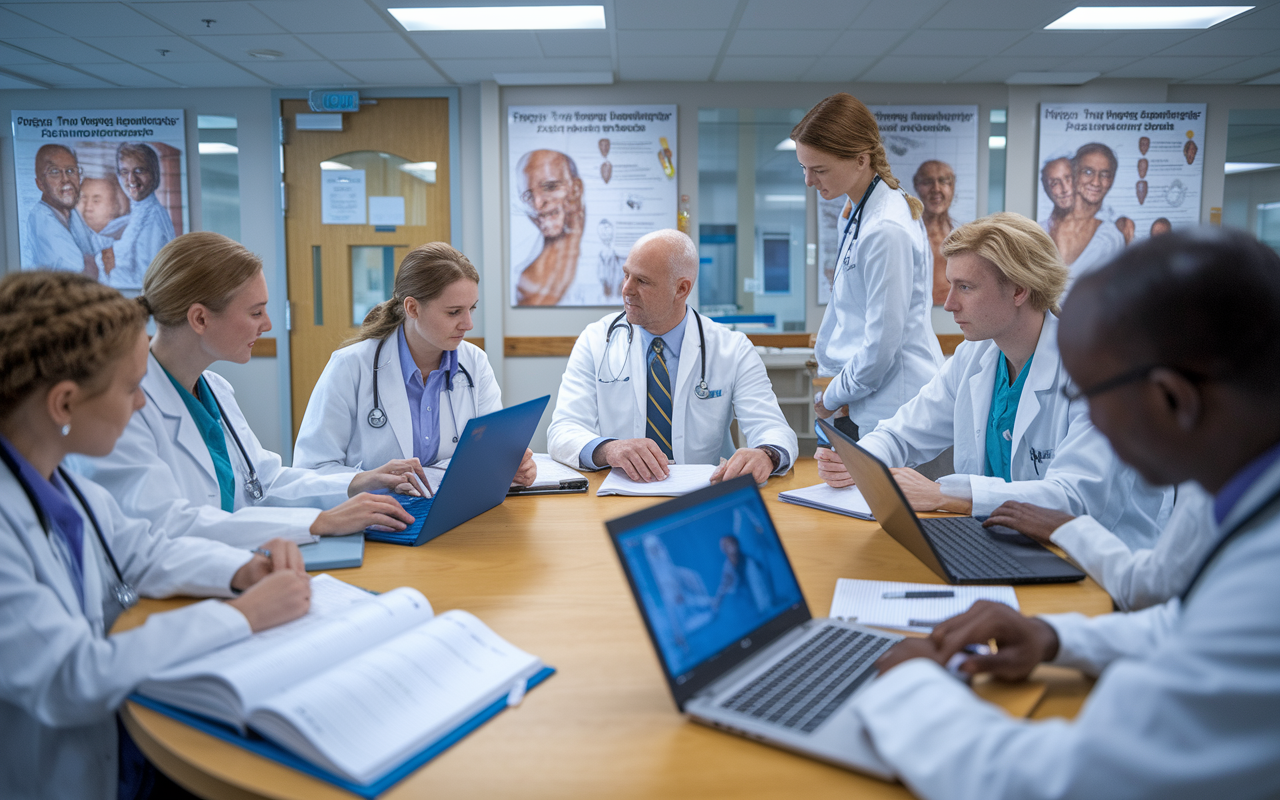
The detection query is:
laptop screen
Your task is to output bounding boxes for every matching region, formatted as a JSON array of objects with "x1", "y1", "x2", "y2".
[{"x1": 613, "y1": 481, "x2": 805, "y2": 681}]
